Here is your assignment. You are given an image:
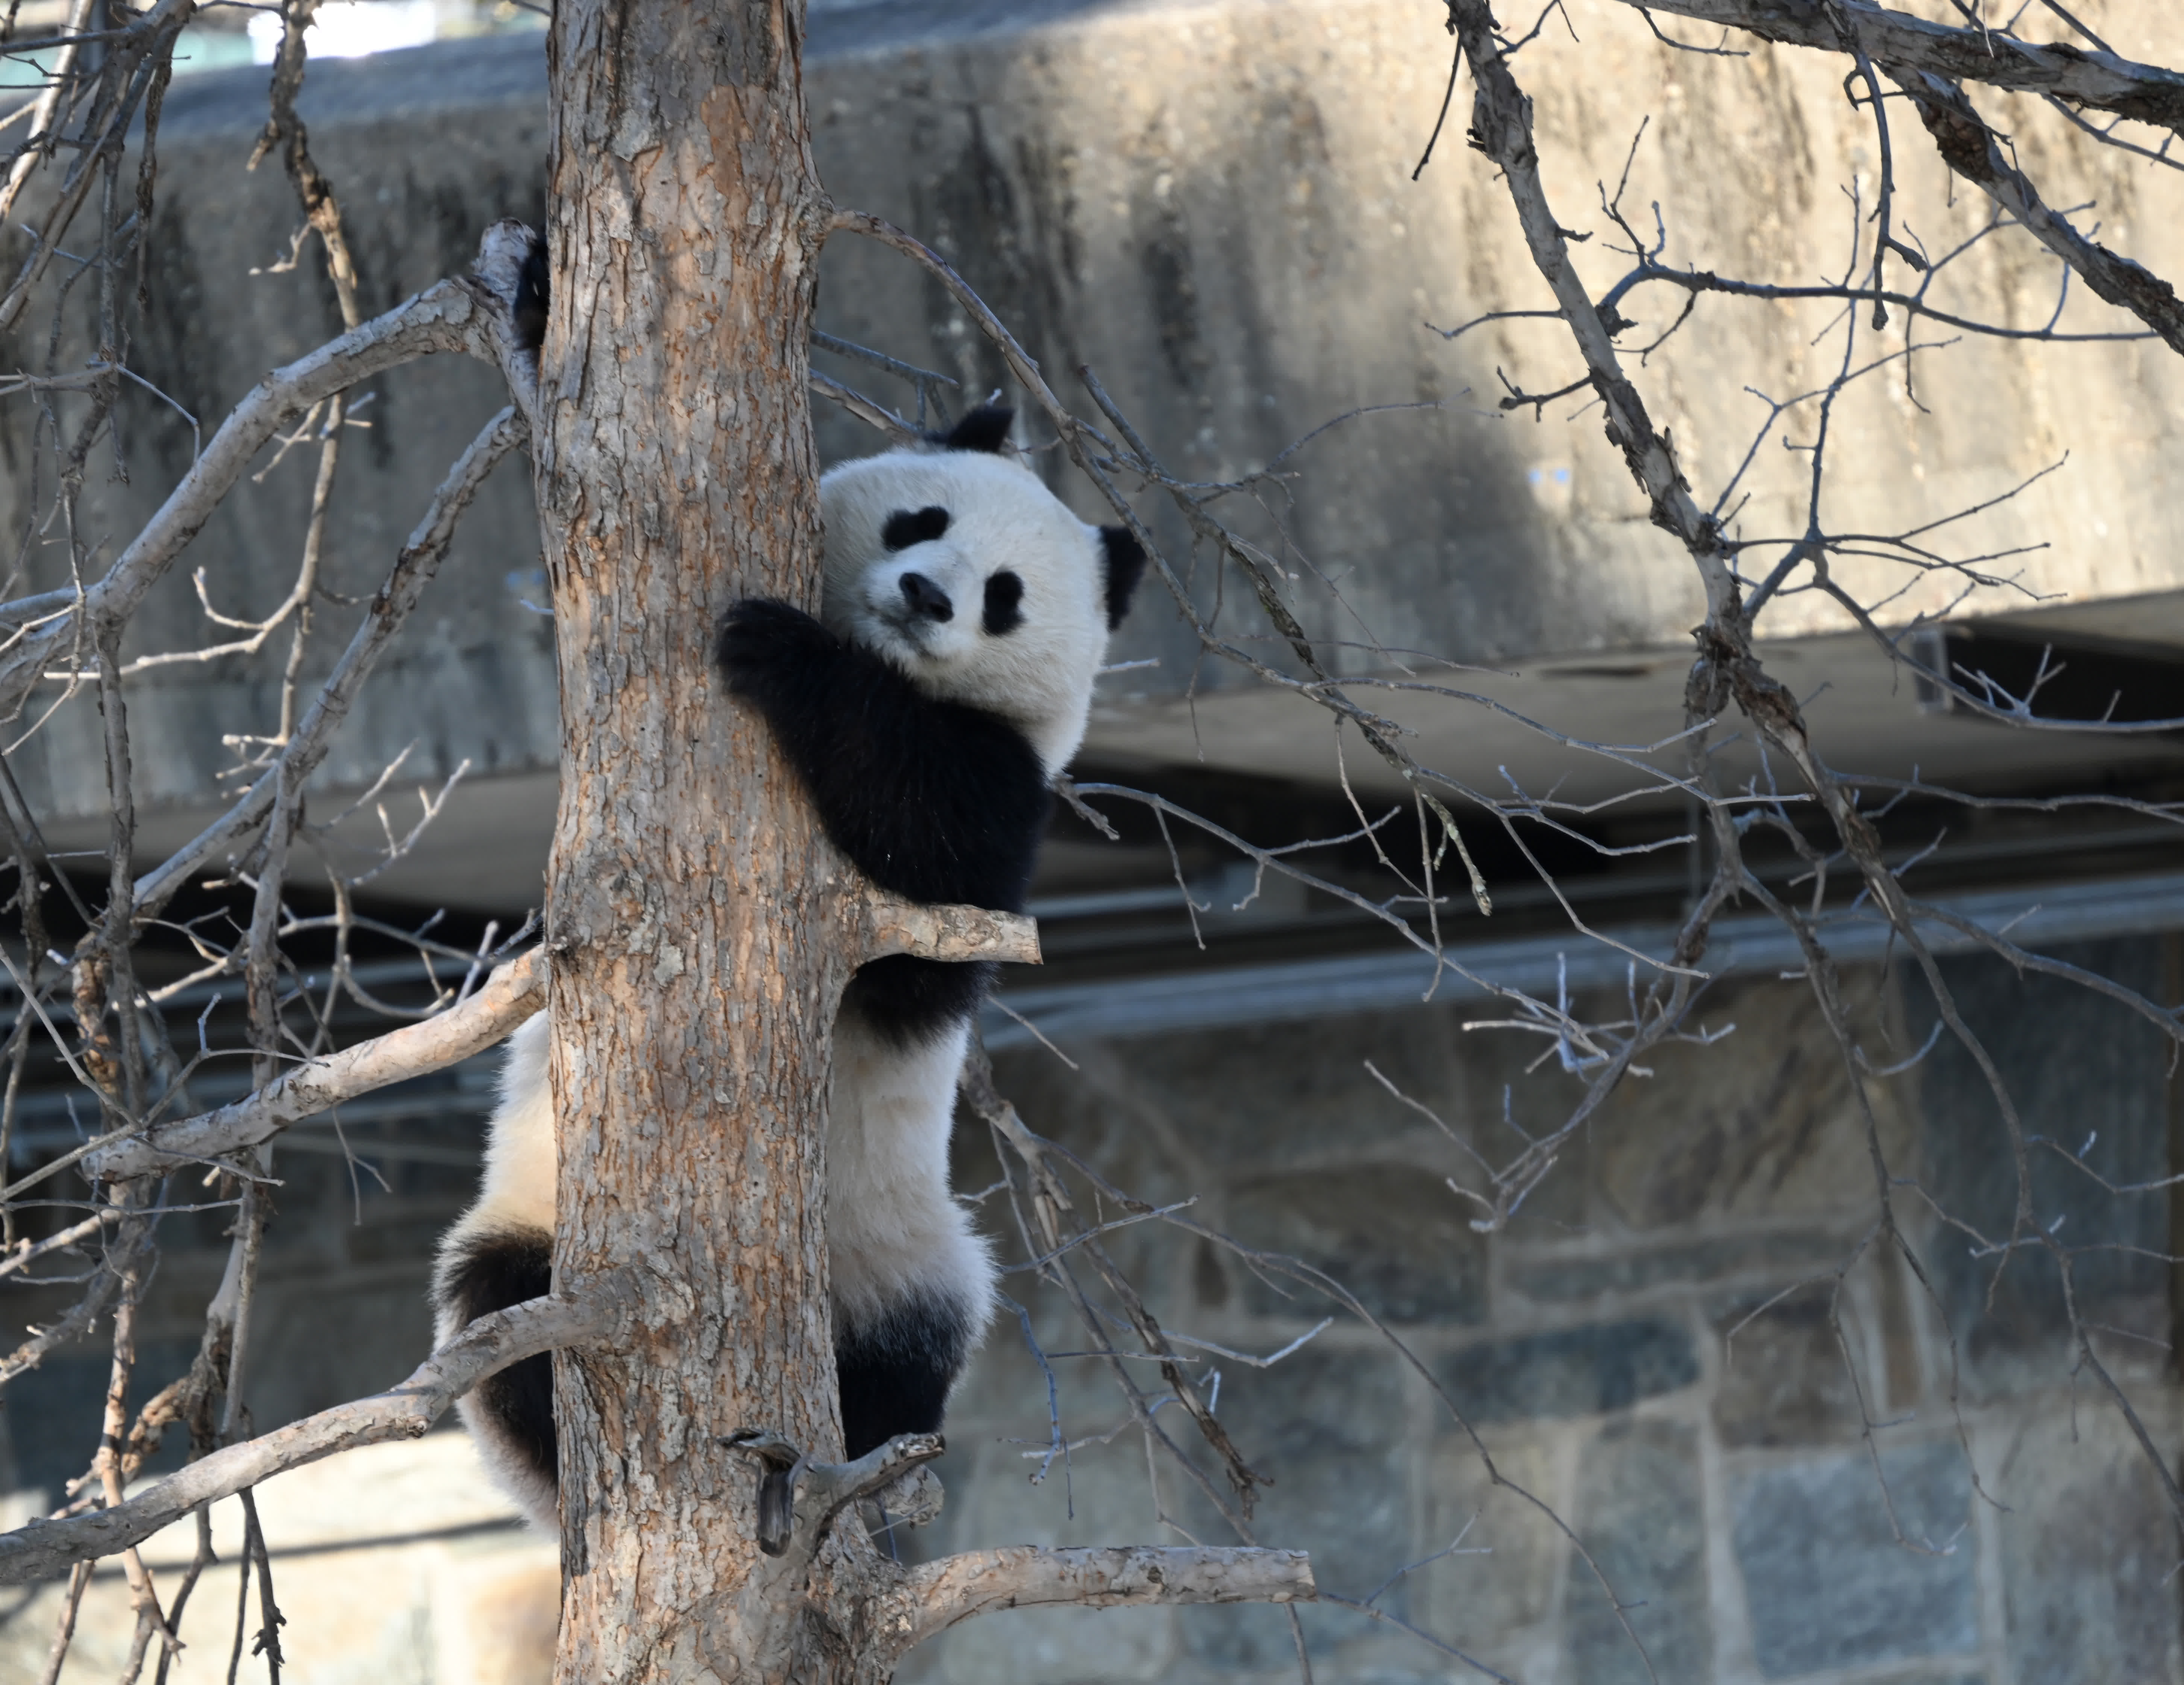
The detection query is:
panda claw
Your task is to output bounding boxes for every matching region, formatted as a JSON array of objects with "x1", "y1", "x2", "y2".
[{"x1": 714, "y1": 597, "x2": 831, "y2": 690}]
